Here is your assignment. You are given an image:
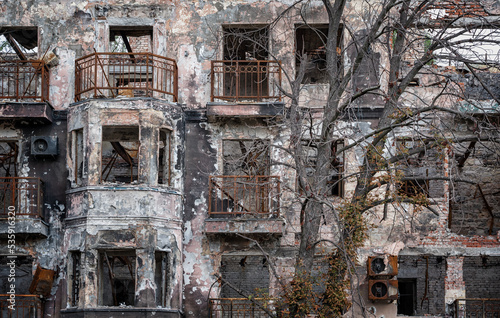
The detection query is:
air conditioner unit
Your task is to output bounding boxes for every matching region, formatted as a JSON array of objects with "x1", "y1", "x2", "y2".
[
  {"x1": 31, "y1": 136, "x2": 58, "y2": 156},
  {"x1": 368, "y1": 279, "x2": 398, "y2": 301},
  {"x1": 367, "y1": 255, "x2": 398, "y2": 277}
]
